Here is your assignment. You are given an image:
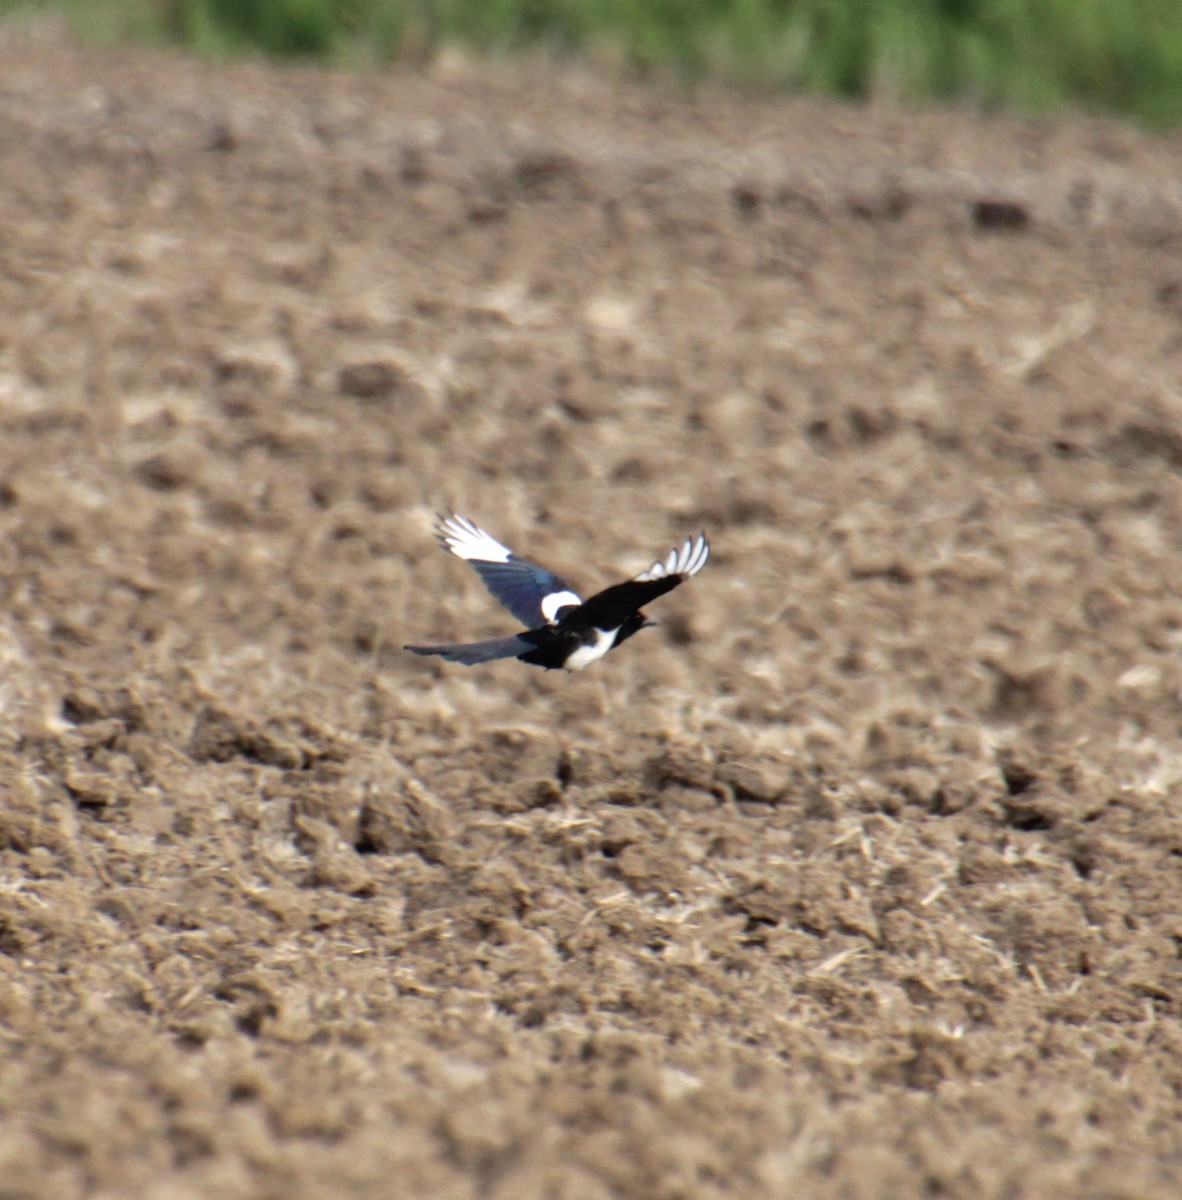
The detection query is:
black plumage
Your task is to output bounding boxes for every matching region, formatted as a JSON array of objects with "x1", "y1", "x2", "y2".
[{"x1": 405, "y1": 514, "x2": 709, "y2": 671}]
